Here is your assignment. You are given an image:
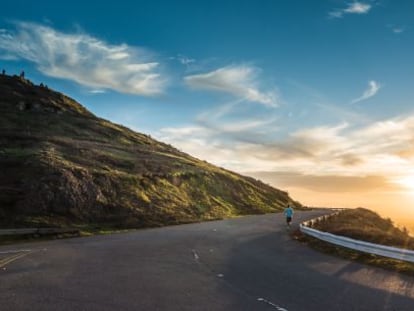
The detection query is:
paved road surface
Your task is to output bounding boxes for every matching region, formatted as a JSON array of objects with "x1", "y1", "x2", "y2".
[{"x1": 1, "y1": 210, "x2": 414, "y2": 310}]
